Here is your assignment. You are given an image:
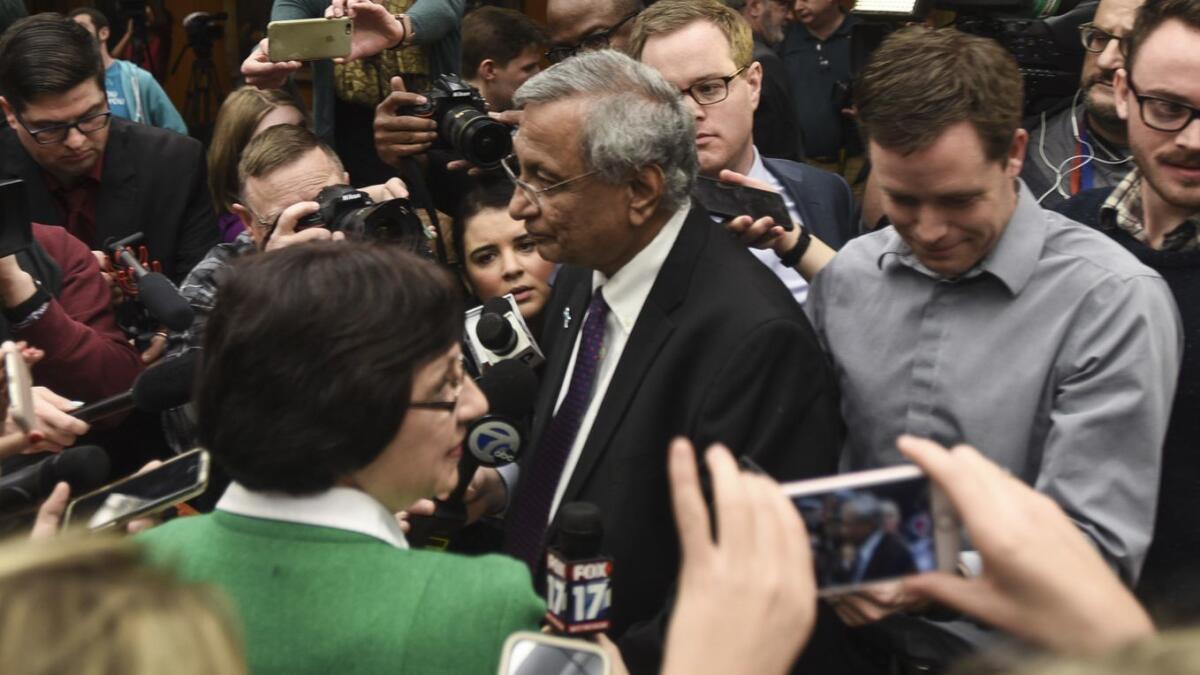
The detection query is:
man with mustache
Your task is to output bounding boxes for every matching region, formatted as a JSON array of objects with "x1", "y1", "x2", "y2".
[
  {"x1": 1021, "y1": 0, "x2": 1143, "y2": 209},
  {"x1": 1056, "y1": 0, "x2": 1200, "y2": 623}
]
